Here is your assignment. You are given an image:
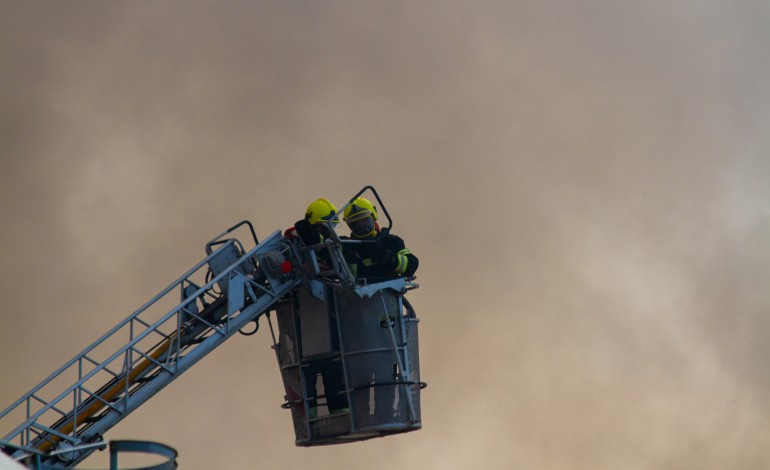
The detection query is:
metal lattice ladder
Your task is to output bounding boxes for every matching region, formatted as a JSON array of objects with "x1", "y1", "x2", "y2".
[{"x1": 0, "y1": 225, "x2": 306, "y2": 468}]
